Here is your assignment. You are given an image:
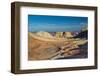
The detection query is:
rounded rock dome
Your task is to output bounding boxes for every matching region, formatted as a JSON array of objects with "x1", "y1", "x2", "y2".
[{"x1": 36, "y1": 31, "x2": 53, "y2": 38}]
